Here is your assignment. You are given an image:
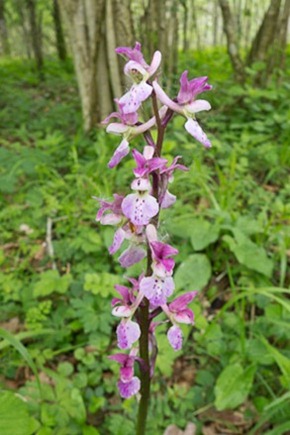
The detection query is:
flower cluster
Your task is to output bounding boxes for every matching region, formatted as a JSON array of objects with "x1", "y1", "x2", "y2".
[{"x1": 96, "y1": 42, "x2": 212, "y2": 399}]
